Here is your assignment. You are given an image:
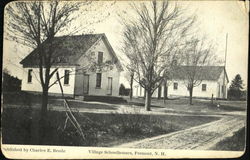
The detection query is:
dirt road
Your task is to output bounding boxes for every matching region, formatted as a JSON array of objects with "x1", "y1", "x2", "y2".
[{"x1": 115, "y1": 115, "x2": 245, "y2": 150}]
